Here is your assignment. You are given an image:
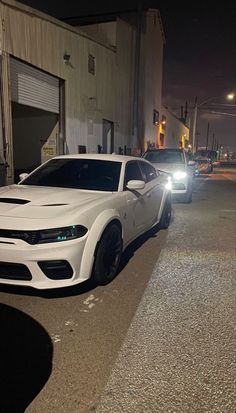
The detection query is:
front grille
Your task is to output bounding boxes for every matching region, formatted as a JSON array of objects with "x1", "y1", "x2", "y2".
[
  {"x1": 0, "y1": 229, "x2": 38, "y2": 244},
  {"x1": 172, "y1": 182, "x2": 186, "y2": 190},
  {"x1": 0, "y1": 262, "x2": 32, "y2": 280}
]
